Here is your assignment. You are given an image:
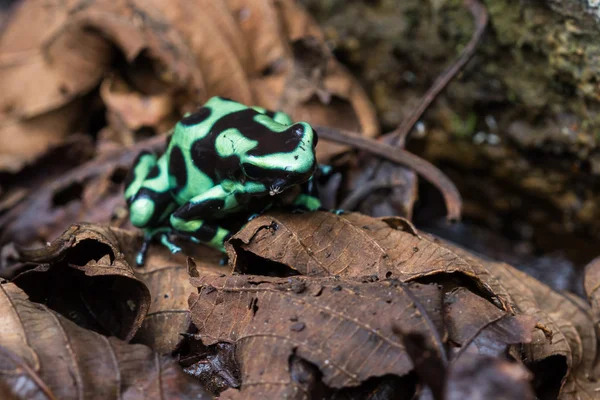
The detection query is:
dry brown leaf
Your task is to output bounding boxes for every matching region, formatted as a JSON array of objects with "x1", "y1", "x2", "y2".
[
  {"x1": 0, "y1": 135, "x2": 164, "y2": 249},
  {"x1": 0, "y1": 3, "x2": 110, "y2": 118},
  {"x1": 0, "y1": 0, "x2": 378, "y2": 172},
  {"x1": 444, "y1": 287, "x2": 536, "y2": 357},
  {"x1": 0, "y1": 282, "x2": 210, "y2": 399},
  {"x1": 133, "y1": 241, "x2": 227, "y2": 354},
  {"x1": 0, "y1": 0, "x2": 201, "y2": 171},
  {"x1": 9, "y1": 219, "x2": 227, "y2": 355},
  {"x1": 0, "y1": 1, "x2": 110, "y2": 171},
  {"x1": 188, "y1": 274, "x2": 445, "y2": 398},
  {"x1": 437, "y1": 240, "x2": 600, "y2": 400},
  {"x1": 227, "y1": 211, "x2": 600, "y2": 398},
  {"x1": 227, "y1": 211, "x2": 488, "y2": 286},
  {"x1": 100, "y1": 75, "x2": 176, "y2": 141},
  {"x1": 13, "y1": 224, "x2": 150, "y2": 341}
]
